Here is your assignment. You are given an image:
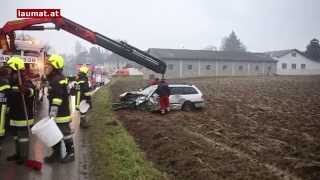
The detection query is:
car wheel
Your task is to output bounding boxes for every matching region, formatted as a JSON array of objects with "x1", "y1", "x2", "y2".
[{"x1": 182, "y1": 101, "x2": 194, "y2": 112}]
